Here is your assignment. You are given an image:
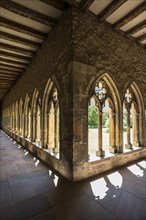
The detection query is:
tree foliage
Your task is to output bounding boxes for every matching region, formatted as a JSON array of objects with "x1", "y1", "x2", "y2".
[
  {"x1": 88, "y1": 106, "x2": 109, "y2": 128},
  {"x1": 88, "y1": 106, "x2": 98, "y2": 128}
]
